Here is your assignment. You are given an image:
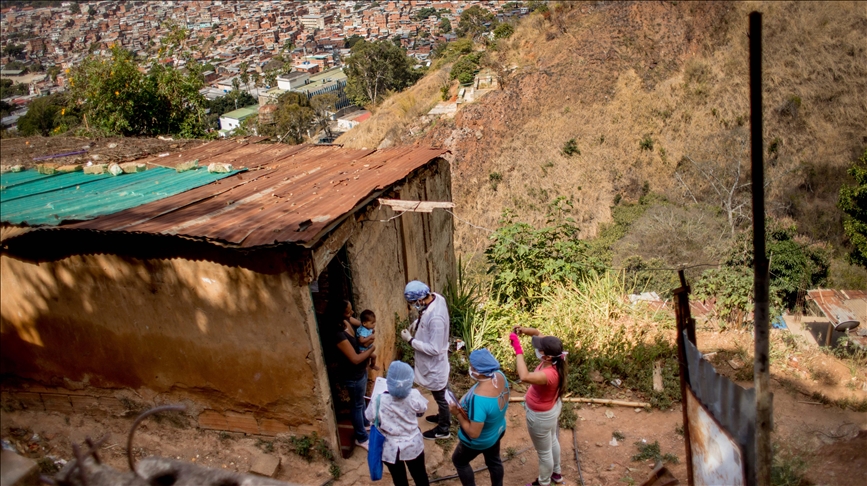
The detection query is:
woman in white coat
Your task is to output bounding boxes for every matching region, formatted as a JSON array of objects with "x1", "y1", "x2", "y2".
[{"x1": 365, "y1": 361, "x2": 431, "y2": 486}]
